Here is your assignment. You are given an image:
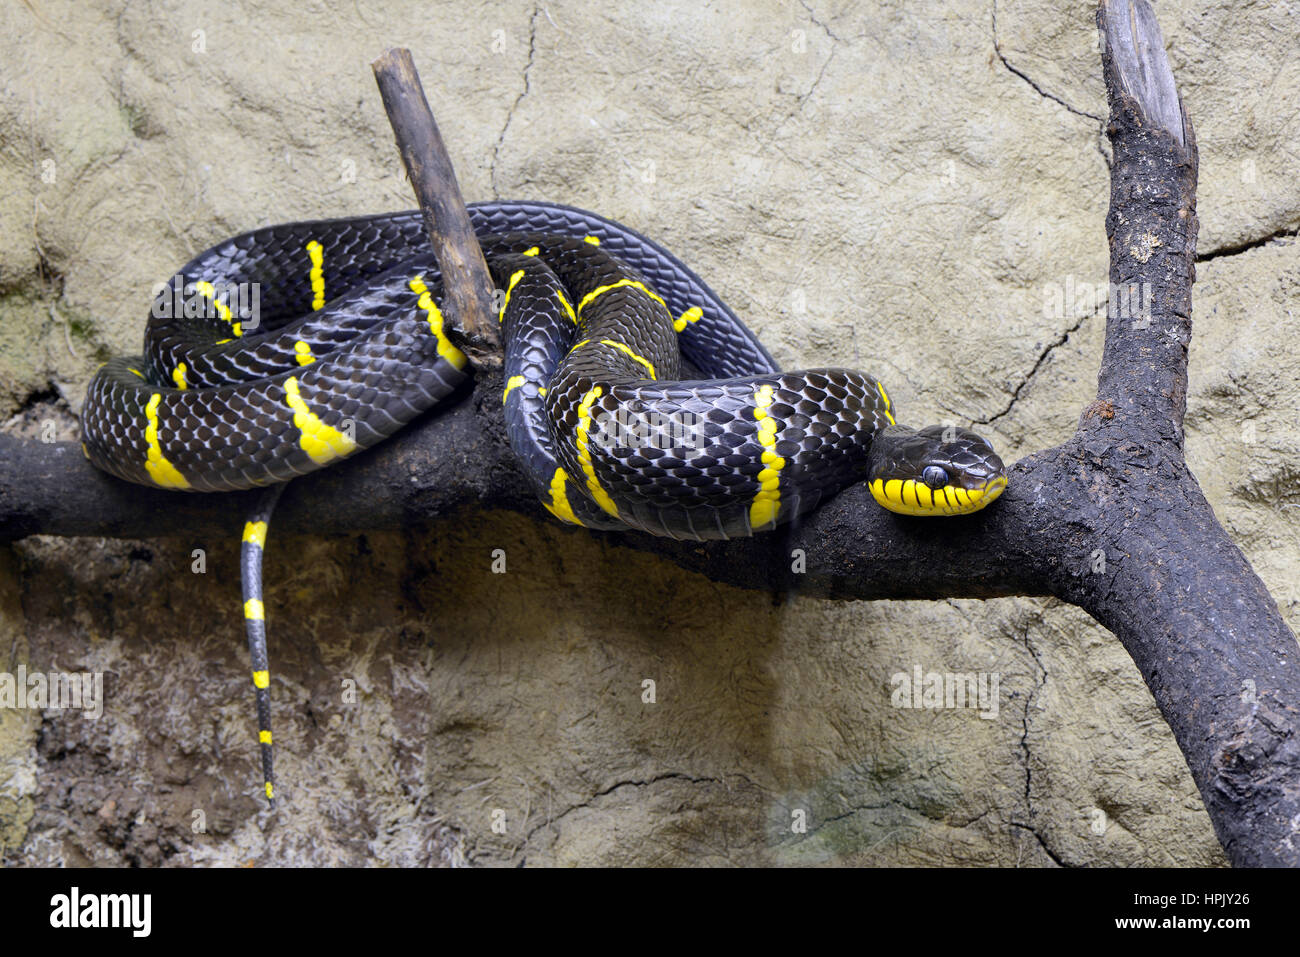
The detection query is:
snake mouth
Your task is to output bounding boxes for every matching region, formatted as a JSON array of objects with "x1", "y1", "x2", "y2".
[{"x1": 869, "y1": 474, "x2": 1008, "y2": 517}]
